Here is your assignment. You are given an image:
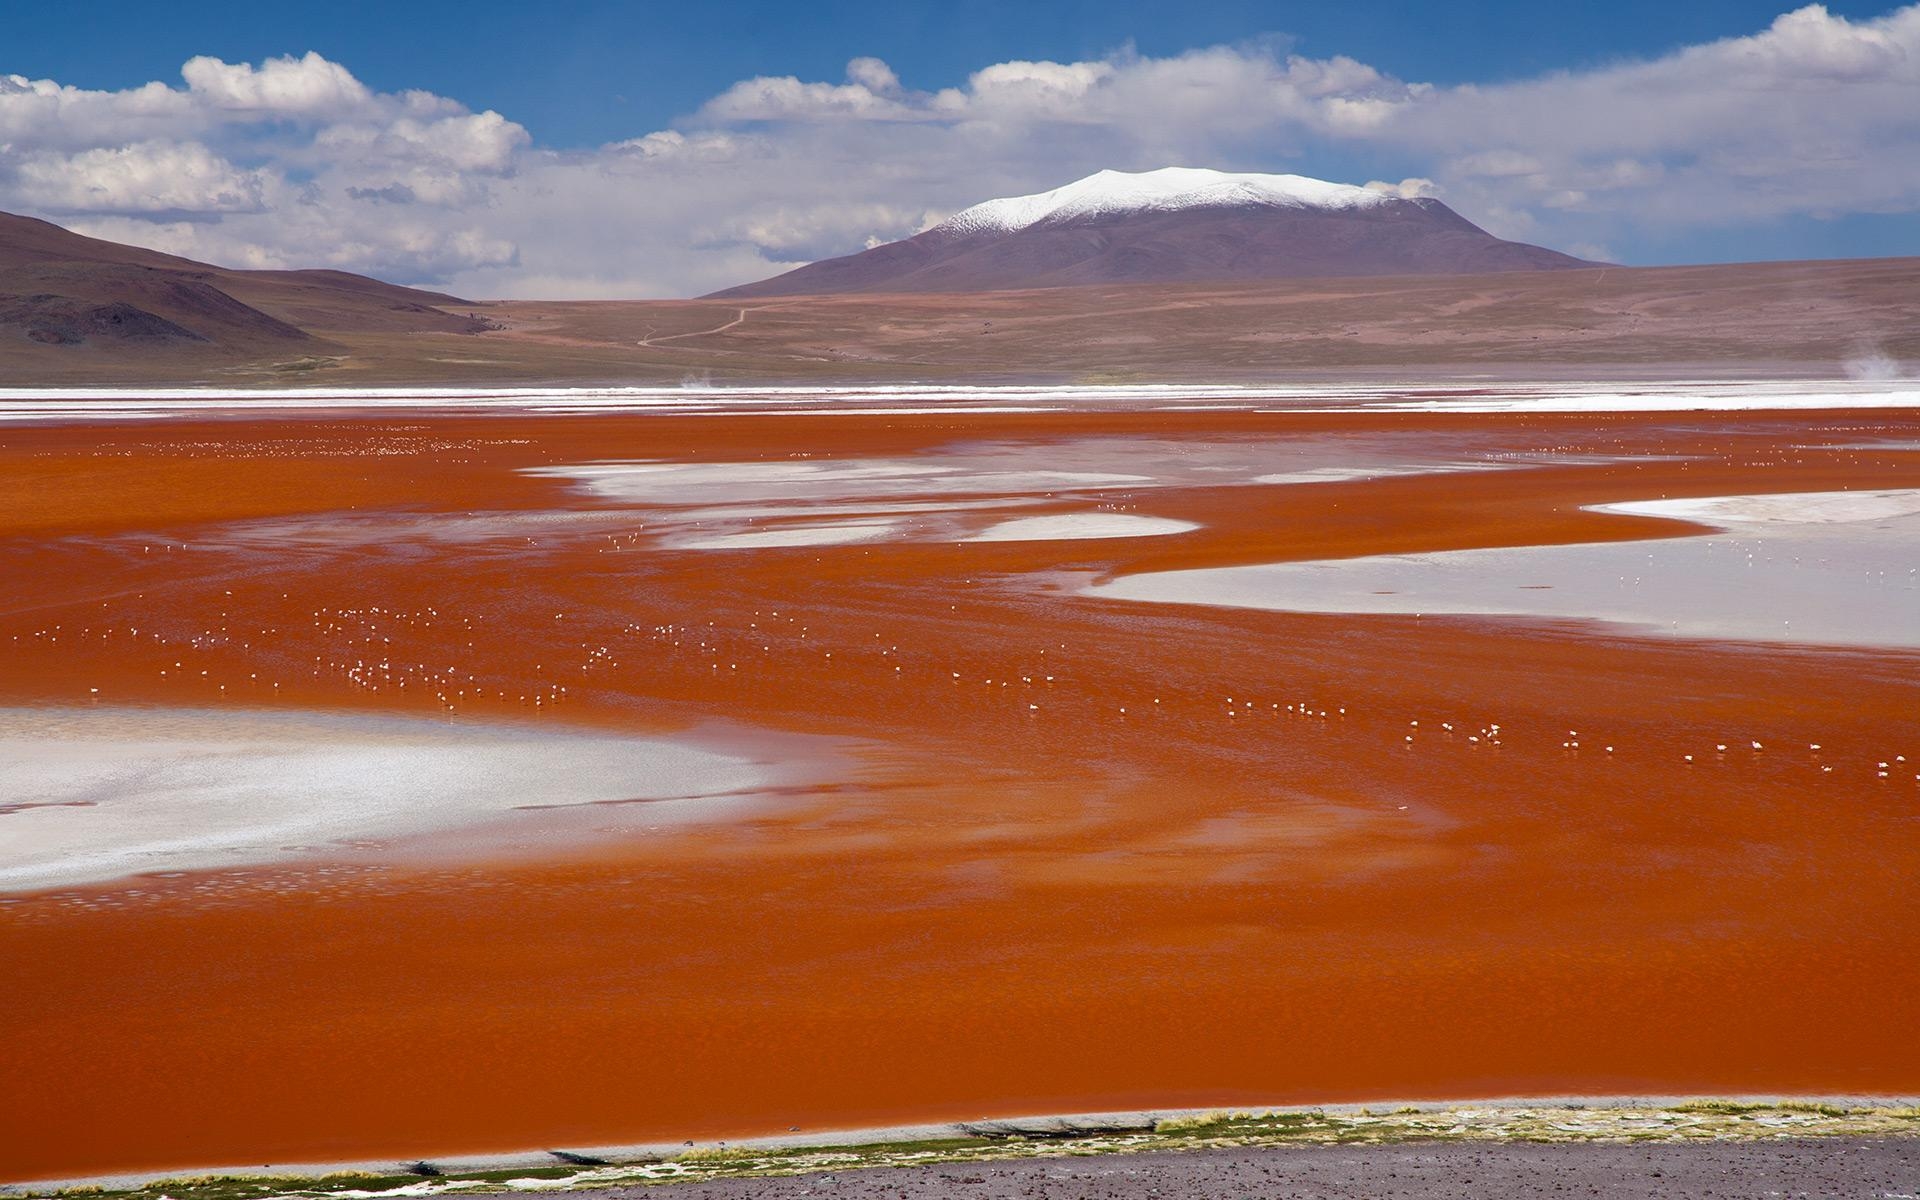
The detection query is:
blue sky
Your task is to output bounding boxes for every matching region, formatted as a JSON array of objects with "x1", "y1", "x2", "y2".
[
  {"x1": 4, "y1": 1, "x2": 1917, "y2": 295},
  {"x1": 16, "y1": 0, "x2": 1900, "y2": 146}
]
